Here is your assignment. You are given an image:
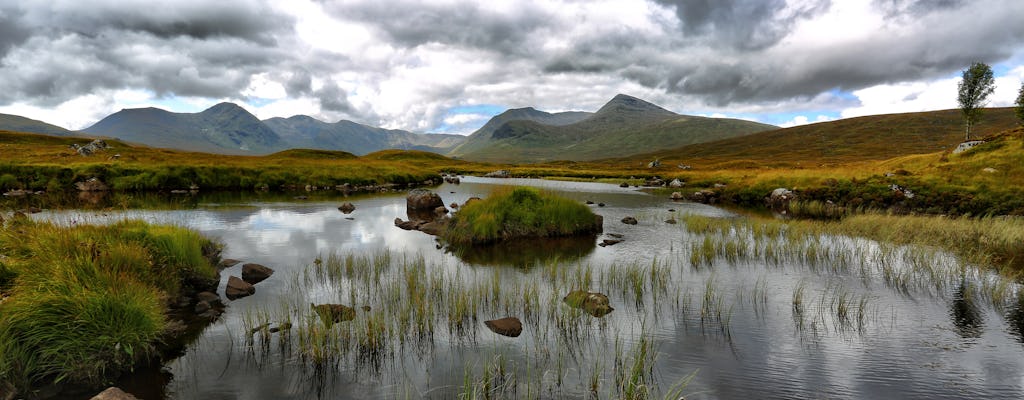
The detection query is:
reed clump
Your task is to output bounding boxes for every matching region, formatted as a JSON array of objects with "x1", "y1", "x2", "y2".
[{"x1": 443, "y1": 187, "x2": 602, "y2": 245}]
